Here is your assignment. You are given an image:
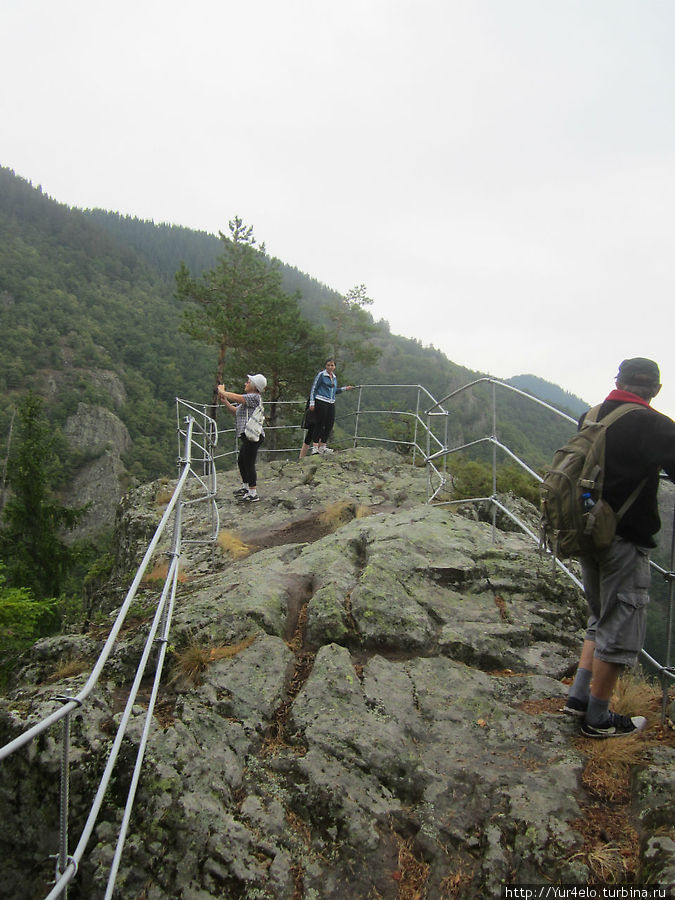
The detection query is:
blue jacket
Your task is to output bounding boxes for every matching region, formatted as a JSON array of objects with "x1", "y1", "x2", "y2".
[{"x1": 309, "y1": 369, "x2": 346, "y2": 405}]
